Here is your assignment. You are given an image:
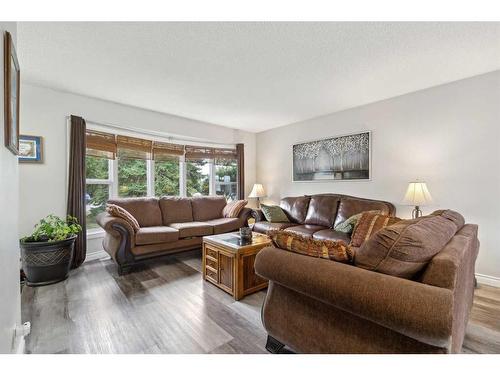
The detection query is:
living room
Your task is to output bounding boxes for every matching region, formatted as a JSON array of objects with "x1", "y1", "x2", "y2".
[{"x1": 1, "y1": 0, "x2": 500, "y2": 372}]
